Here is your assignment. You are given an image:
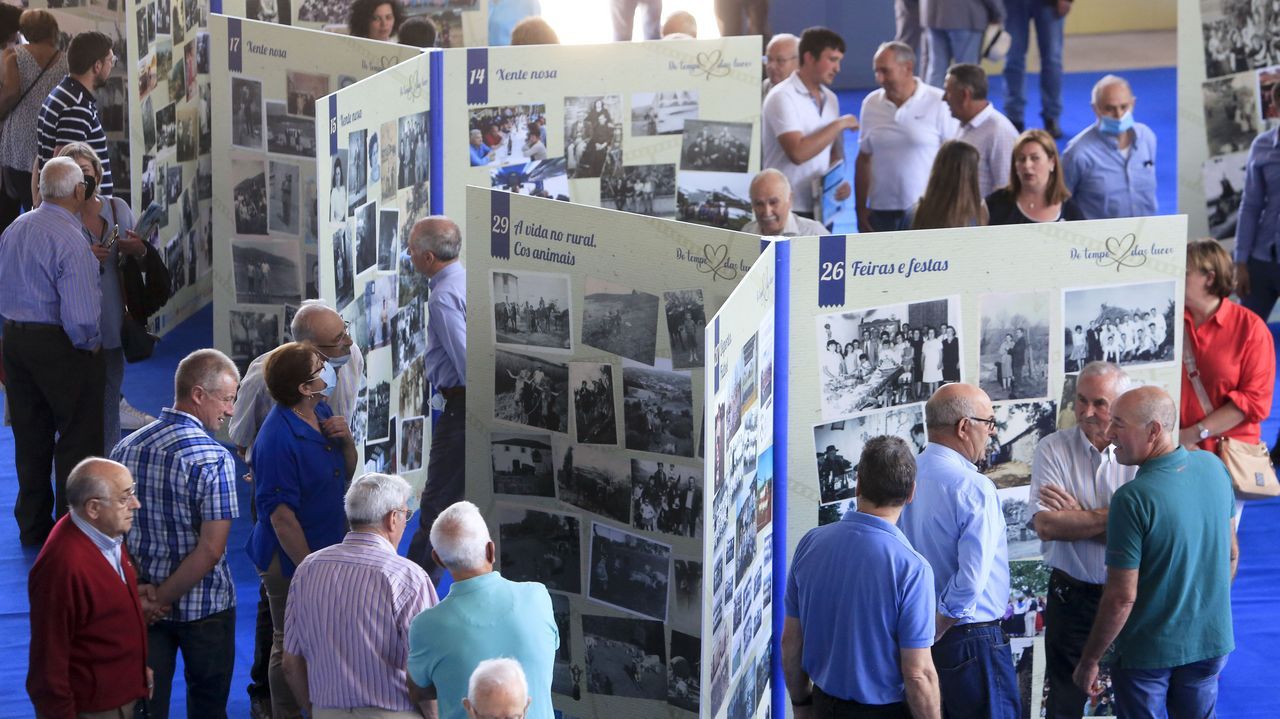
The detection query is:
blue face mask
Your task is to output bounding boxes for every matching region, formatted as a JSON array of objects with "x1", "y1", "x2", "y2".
[
  {"x1": 327, "y1": 353, "x2": 351, "y2": 369},
  {"x1": 1098, "y1": 110, "x2": 1135, "y2": 136},
  {"x1": 316, "y1": 362, "x2": 338, "y2": 398}
]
